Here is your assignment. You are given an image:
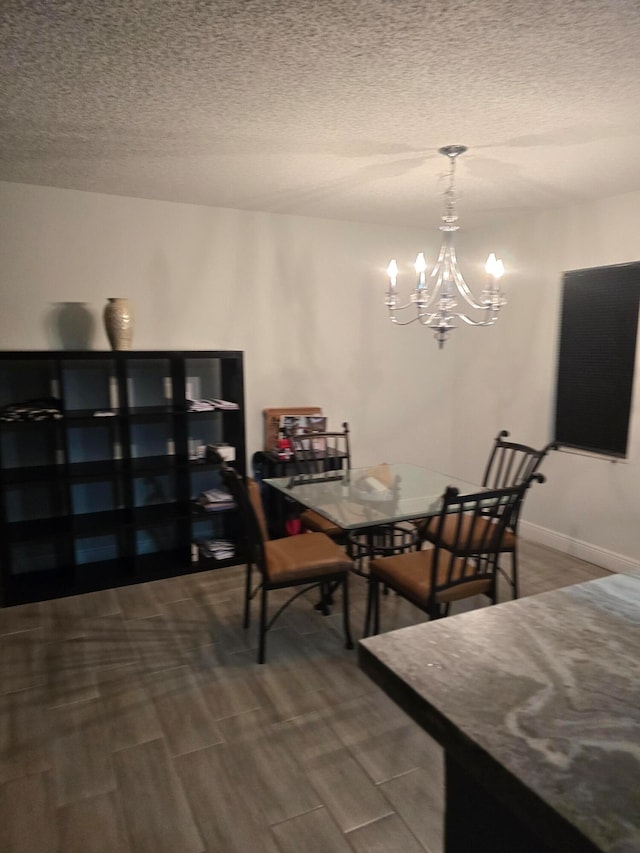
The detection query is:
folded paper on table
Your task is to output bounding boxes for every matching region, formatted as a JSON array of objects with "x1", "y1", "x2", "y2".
[{"x1": 354, "y1": 462, "x2": 396, "y2": 501}]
